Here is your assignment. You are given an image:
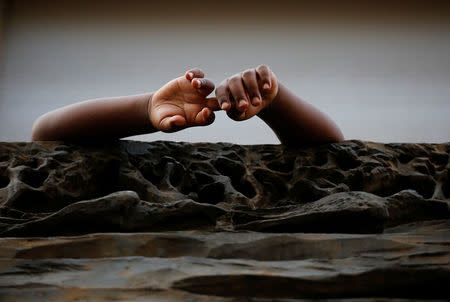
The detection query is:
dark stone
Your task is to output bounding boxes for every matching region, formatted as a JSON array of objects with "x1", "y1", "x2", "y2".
[
  {"x1": 289, "y1": 178, "x2": 329, "y2": 203},
  {"x1": 198, "y1": 182, "x2": 225, "y2": 204},
  {"x1": 234, "y1": 191, "x2": 389, "y2": 233},
  {"x1": 0, "y1": 140, "x2": 448, "y2": 300},
  {"x1": 1, "y1": 140, "x2": 449, "y2": 234},
  {"x1": 1, "y1": 191, "x2": 226, "y2": 236},
  {"x1": 1, "y1": 221, "x2": 449, "y2": 300},
  {"x1": 385, "y1": 189, "x2": 449, "y2": 226}
]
